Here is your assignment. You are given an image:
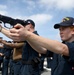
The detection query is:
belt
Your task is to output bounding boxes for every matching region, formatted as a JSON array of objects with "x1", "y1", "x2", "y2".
[
  {"x1": 13, "y1": 59, "x2": 22, "y2": 63},
  {"x1": 22, "y1": 57, "x2": 40, "y2": 65},
  {"x1": 22, "y1": 60, "x2": 33, "y2": 65}
]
